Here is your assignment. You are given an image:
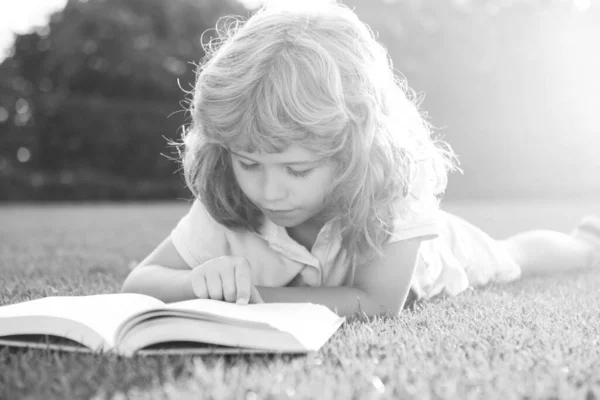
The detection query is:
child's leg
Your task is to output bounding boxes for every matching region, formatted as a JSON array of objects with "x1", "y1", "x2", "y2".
[{"x1": 500, "y1": 217, "x2": 600, "y2": 276}]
